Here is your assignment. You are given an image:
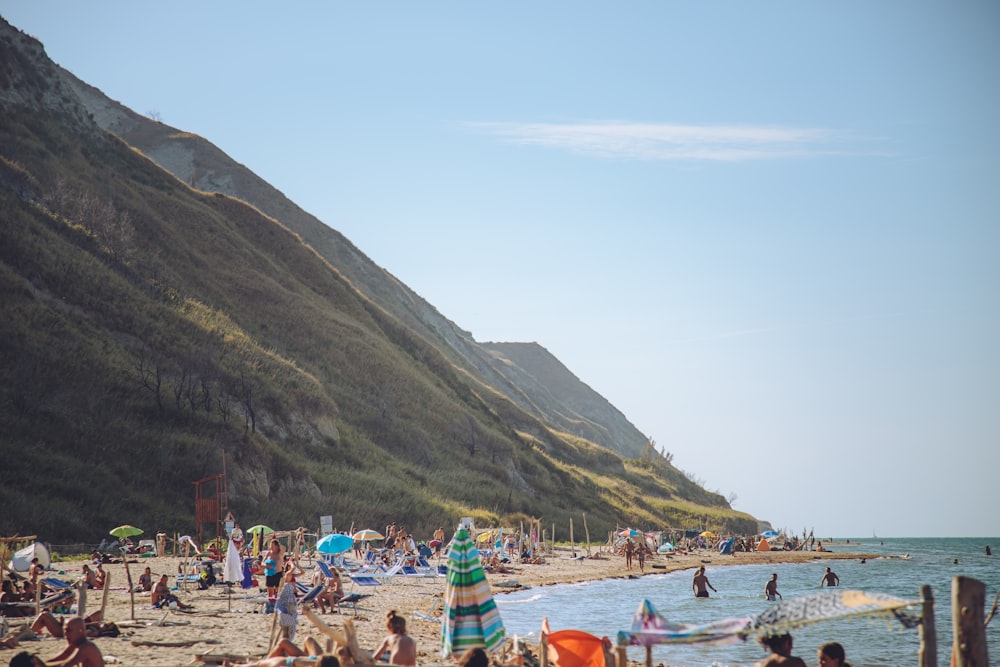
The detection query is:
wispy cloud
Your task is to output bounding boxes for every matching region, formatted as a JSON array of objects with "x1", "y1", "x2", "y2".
[{"x1": 469, "y1": 120, "x2": 876, "y2": 161}]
